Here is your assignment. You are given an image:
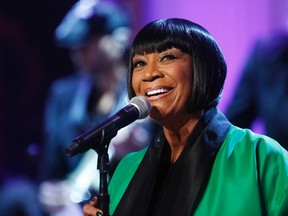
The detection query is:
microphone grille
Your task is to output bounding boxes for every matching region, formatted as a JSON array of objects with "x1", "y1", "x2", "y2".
[{"x1": 129, "y1": 96, "x2": 151, "y2": 119}]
